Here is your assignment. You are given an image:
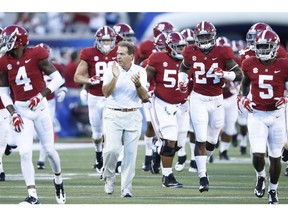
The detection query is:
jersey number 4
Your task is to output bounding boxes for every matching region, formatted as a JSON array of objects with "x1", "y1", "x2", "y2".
[{"x1": 15, "y1": 66, "x2": 33, "y2": 91}]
